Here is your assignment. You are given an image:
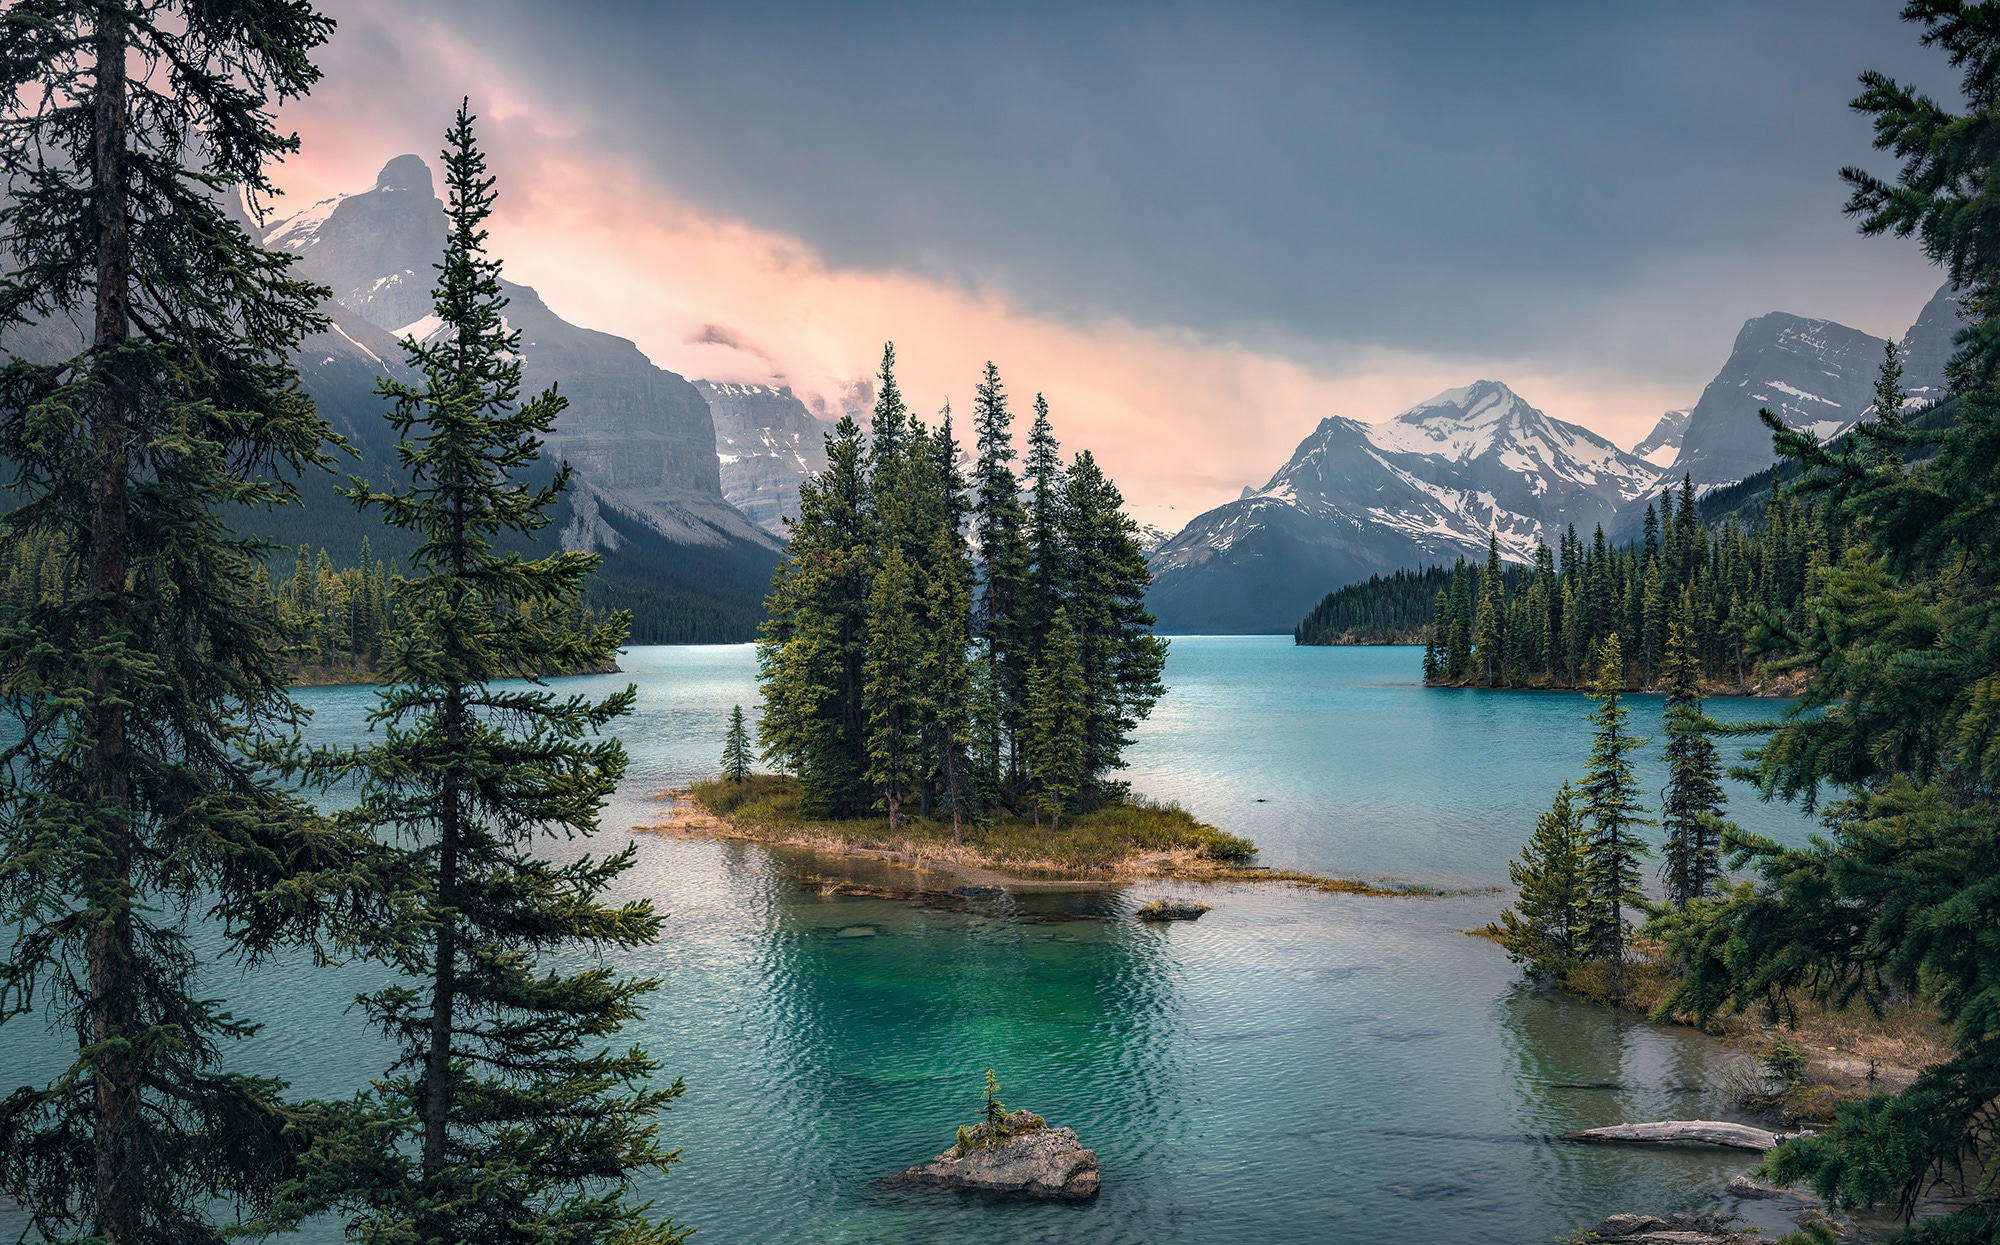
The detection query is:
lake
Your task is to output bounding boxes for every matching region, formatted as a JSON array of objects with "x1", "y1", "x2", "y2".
[{"x1": 0, "y1": 637, "x2": 1823, "y2": 1244}]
